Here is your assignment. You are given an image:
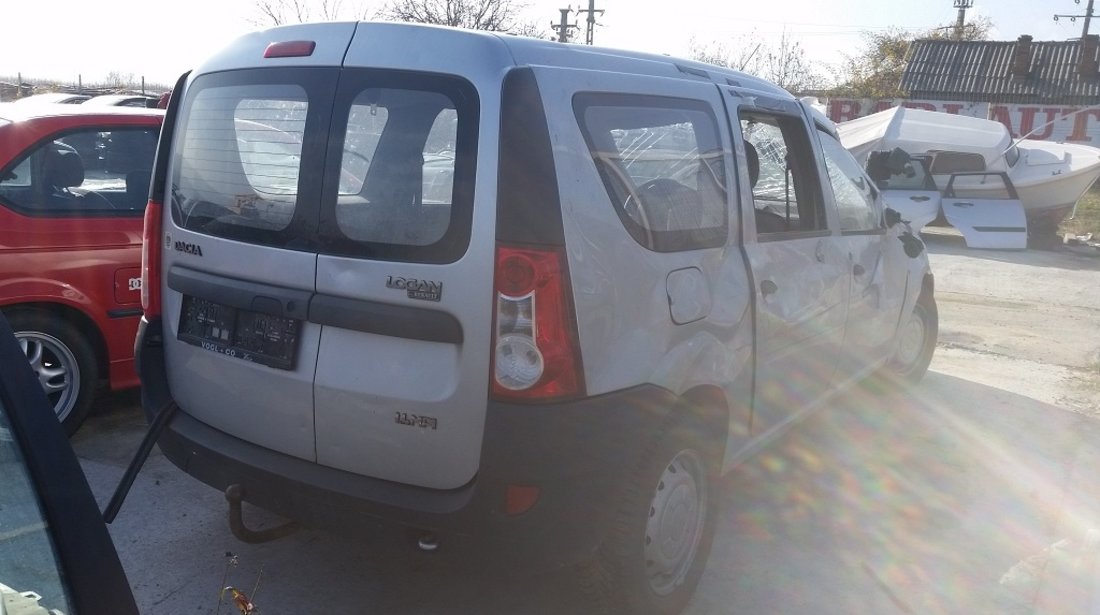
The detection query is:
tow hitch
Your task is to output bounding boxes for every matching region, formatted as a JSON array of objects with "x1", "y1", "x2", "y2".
[{"x1": 225, "y1": 484, "x2": 300, "y2": 544}]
